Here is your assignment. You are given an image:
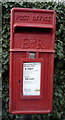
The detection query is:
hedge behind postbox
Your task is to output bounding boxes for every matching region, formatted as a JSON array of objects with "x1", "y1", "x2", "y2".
[{"x1": 2, "y1": 2, "x2": 65, "y2": 120}]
